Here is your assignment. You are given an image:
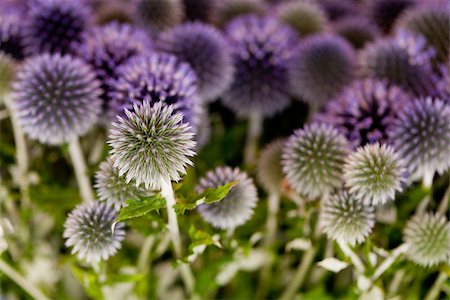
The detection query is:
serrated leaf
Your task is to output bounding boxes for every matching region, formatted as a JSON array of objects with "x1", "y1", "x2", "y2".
[{"x1": 115, "y1": 194, "x2": 166, "y2": 223}]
